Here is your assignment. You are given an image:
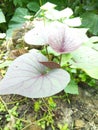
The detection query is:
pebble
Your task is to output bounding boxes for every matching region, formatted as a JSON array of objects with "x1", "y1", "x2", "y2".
[{"x1": 75, "y1": 119, "x2": 85, "y2": 128}]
